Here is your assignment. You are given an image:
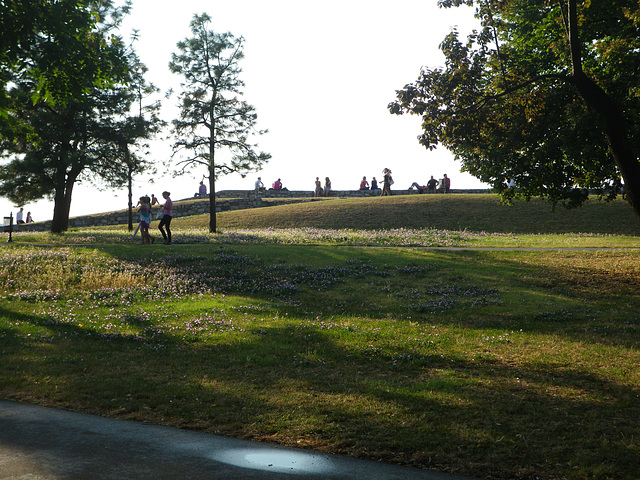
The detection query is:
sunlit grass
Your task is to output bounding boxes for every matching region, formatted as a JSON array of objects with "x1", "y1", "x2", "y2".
[
  {"x1": 5, "y1": 225, "x2": 640, "y2": 249},
  {"x1": 1, "y1": 241, "x2": 639, "y2": 479}
]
